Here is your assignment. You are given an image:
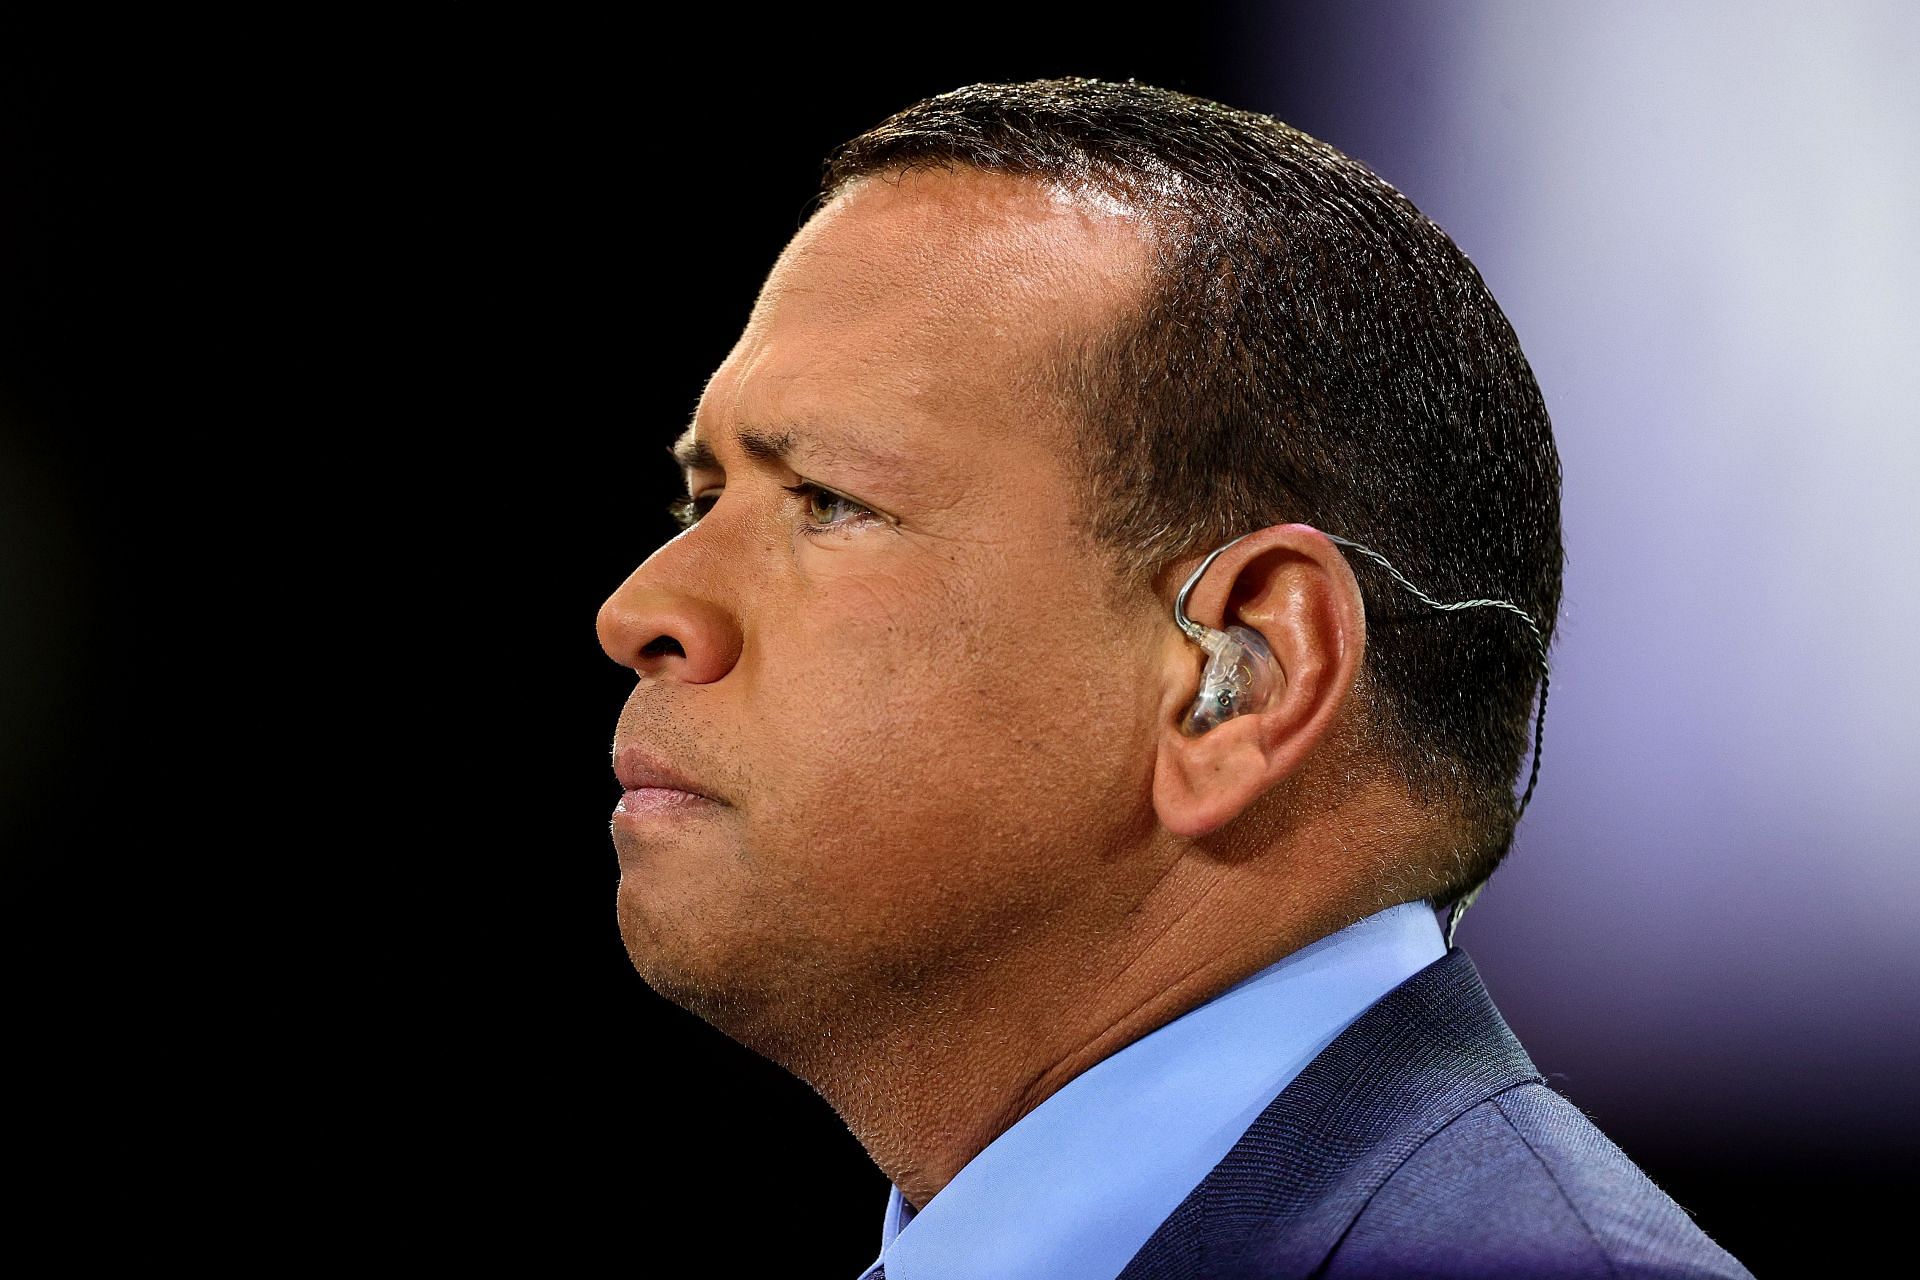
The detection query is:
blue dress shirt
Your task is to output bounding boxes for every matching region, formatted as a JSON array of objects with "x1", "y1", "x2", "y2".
[{"x1": 854, "y1": 899, "x2": 1447, "y2": 1280}]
